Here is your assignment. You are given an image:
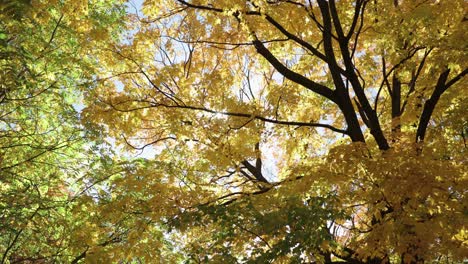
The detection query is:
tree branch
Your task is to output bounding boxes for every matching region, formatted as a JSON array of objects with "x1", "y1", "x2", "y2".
[
  {"x1": 327, "y1": 0, "x2": 389, "y2": 149},
  {"x1": 317, "y1": 0, "x2": 365, "y2": 143},
  {"x1": 416, "y1": 67, "x2": 467, "y2": 143},
  {"x1": 149, "y1": 101, "x2": 348, "y2": 134},
  {"x1": 251, "y1": 38, "x2": 336, "y2": 102},
  {"x1": 416, "y1": 69, "x2": 450, "y2": 143}
]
